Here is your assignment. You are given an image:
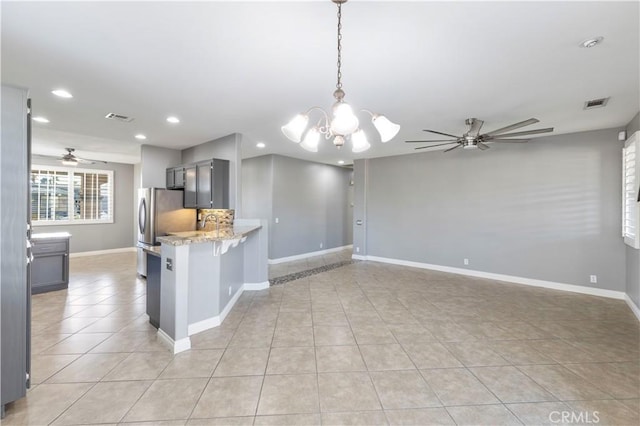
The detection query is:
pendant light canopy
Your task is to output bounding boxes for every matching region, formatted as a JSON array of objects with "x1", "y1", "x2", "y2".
[{"x1": 281, "y1": 0, "x2": 400, "y2": 153}]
